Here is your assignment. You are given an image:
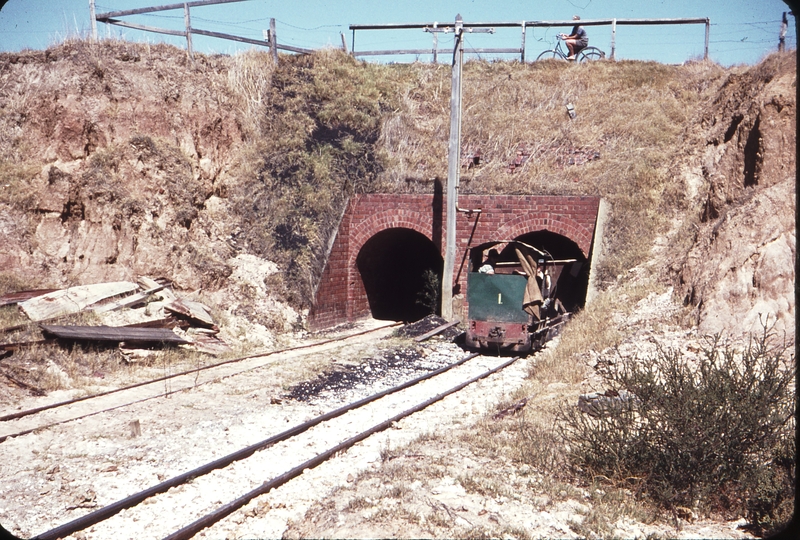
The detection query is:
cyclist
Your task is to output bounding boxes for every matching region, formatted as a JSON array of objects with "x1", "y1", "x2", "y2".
[{"x1": 559, "y1": 15, "x2": 588, "y2": 60}]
